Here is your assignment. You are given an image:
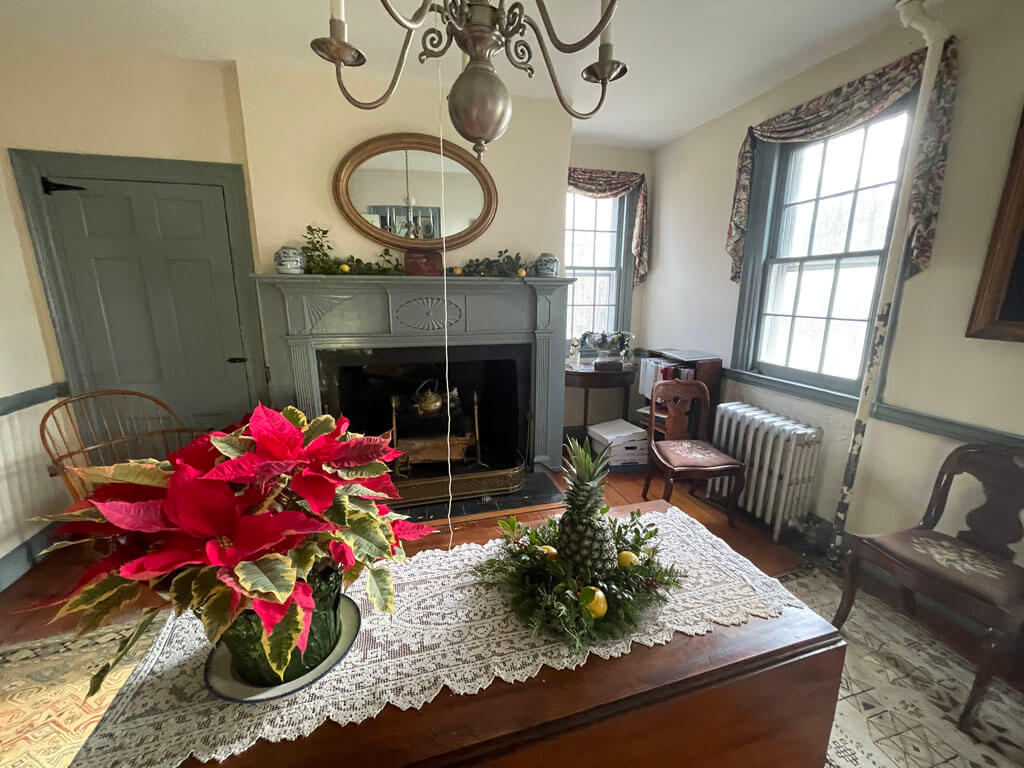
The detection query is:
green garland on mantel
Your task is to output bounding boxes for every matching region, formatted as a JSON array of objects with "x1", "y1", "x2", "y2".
[{"x1": 298, "y1": 226, "x2": 544, "y2": 279}]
